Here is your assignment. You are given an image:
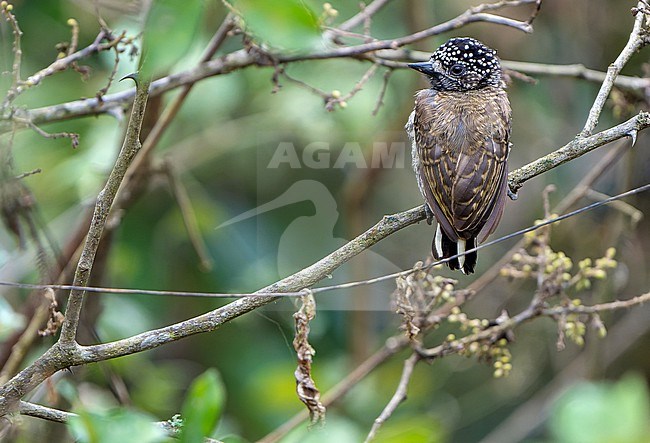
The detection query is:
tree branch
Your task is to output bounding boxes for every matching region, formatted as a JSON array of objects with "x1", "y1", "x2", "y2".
[
  {"x1": 417, "y1": 292, "x2": 650, "y2": 359},
  {"x1": 336, "y1": 0, "x2": 394, "y2": 32},
  {"x1": 59, "y1": 78, "x2": 150, "y2": 345},
  {"x1": 581, "y1": 2, "x2": 649, "y2": 136},
  {"x1": 1, "y1": 29, "x2": 126, "y2": 108},
  {"x1": 508, "y1": 112, "x2": 648, "y2": 193},
  {"x1": 364, "y1": 353, "x2": 421, "y2": 442},
  {"x1": 0, "y1": 205, "x2": 424, "y2": 415},
  {"x1": 0, "y1": 0, "x2": 537, "y2": 131}
]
